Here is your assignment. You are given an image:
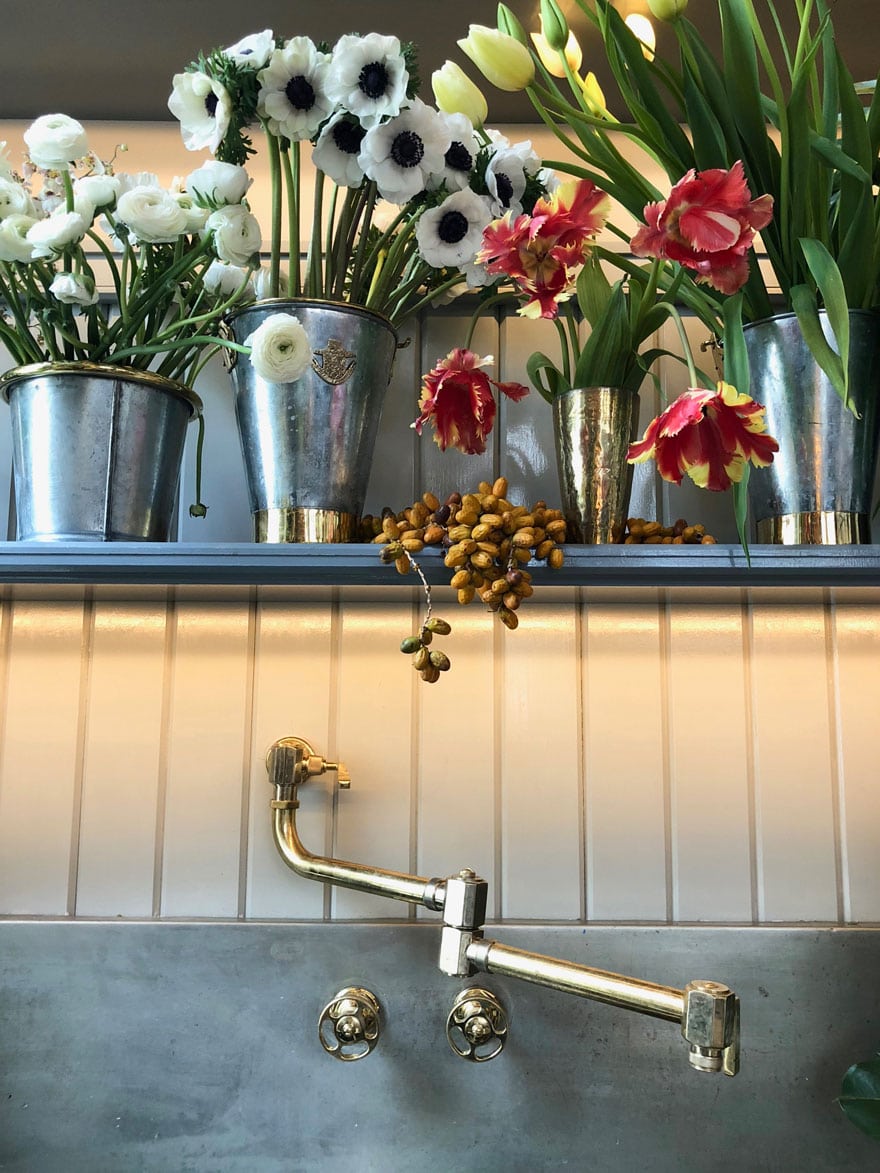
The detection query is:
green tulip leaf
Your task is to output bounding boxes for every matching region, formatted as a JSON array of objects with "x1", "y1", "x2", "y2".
[
  {"x1": 526, "y1": 351, "x2": 569, "y2": 402},
  {"x1": 839, "y1": 1057, "x2": 880, "y2": 1139}
]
